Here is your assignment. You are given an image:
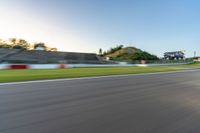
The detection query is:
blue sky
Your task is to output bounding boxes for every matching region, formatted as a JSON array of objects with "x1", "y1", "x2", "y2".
[{"x1": 0, "y1": 0, "x2": 200, "y2": 57}]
